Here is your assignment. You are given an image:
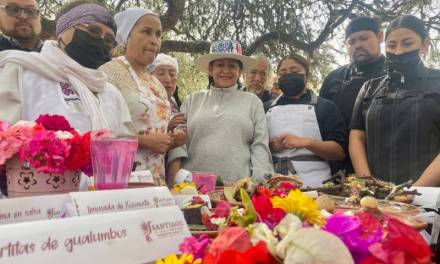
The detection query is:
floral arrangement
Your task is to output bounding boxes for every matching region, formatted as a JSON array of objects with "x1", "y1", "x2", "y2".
[
  {"x1": 0, "y1": 114, "x2": 91, "y2": 175},
  {"x1": 156, "y1": 187, "x2": 433, "y2": 264}
]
